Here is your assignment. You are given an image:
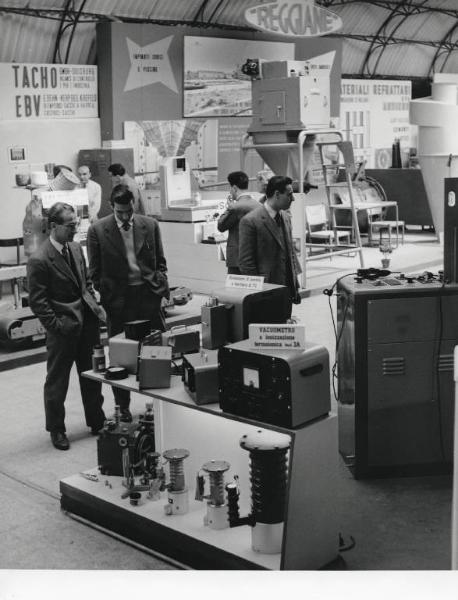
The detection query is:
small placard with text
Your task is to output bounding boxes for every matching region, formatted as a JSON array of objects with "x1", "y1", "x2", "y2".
[
  {"x1": 225, "y1": 274, "x2": 264, "y2": 291},
  {"x1": 248, "y1": 323, "x2": 306, "y2": 350}
]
